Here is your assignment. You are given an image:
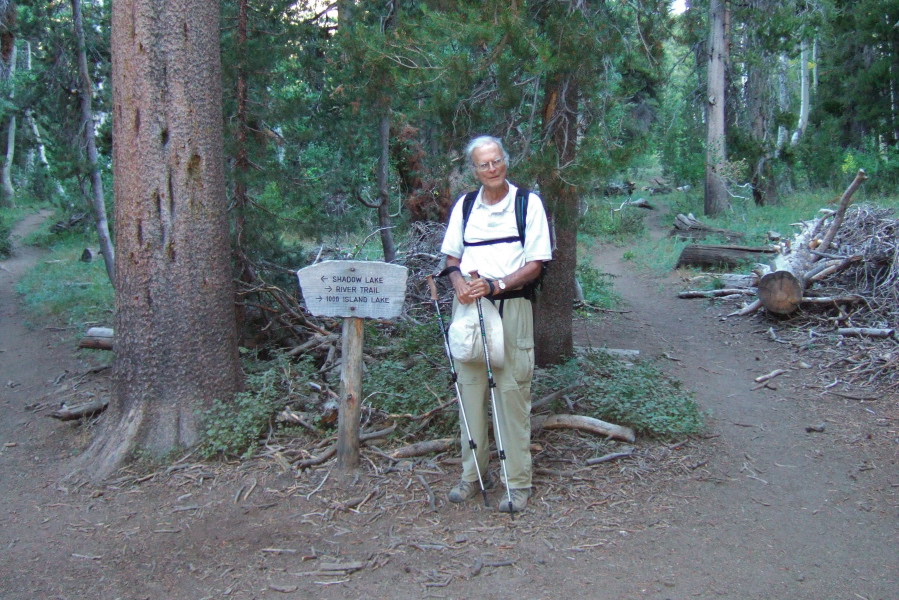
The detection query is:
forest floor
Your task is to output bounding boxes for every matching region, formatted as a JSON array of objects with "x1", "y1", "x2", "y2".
[{"x1": 0, "y1": 206, "x2": 897, "y2": 600}]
